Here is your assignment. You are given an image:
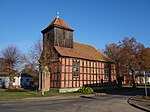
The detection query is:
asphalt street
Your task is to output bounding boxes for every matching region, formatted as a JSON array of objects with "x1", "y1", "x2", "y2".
[{"x1": 0, "y1": 95, "x2": 144, "y2": 112}]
